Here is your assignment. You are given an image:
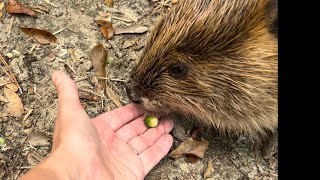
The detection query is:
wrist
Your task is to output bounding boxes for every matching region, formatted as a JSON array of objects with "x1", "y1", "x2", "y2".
[
  {"x1": 20, "y1": 151, "x2": 71, "y2": 180},
  {"x1": 44, "y1": 147, "x2": 114, "y2": 180}
]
